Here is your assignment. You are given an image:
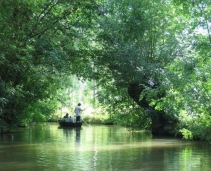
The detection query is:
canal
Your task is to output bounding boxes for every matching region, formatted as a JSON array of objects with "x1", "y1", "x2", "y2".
[{"x1": 0, "y1": 123, "x2": 211, "y2": 171}]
